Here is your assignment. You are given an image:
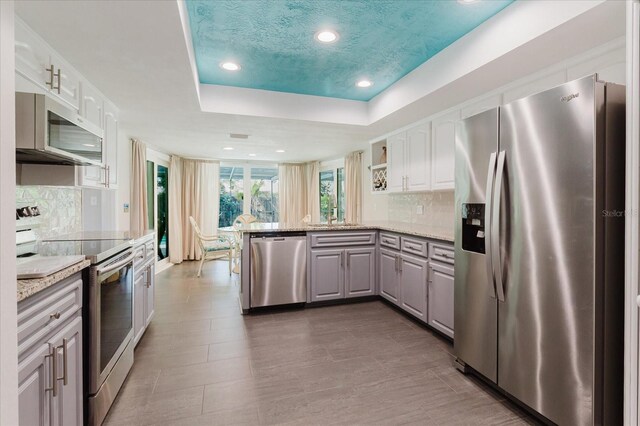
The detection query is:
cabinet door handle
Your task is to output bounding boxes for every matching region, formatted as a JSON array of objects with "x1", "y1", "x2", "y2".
[
  {"x1": 45, "y1": 344, "x2": 58, "y2": 397},
  {"x1": 340, "y1": 251, "x2": 344, "y2": 268},
  {"x1": 395, "y1": 255, "x2": 399, "y2": 272},
  {"x1": 57, "y1": 338, "x2": 68, "y2": 387},
  {"x1": 399, "y1": 257, "x2": 403, "y2": 273},
  {"x1": 53, "y1": 67, "x2": 61, "y2": 94},
  {"x1": 346, "y1": 252, "x2": 350, "y2": 268},
  {"x1": 49, "y1": 311, "x2": 61, "y2": 320},
  {"x1": 45, "y1": 65, "x2": 55, "y2": 89}
]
